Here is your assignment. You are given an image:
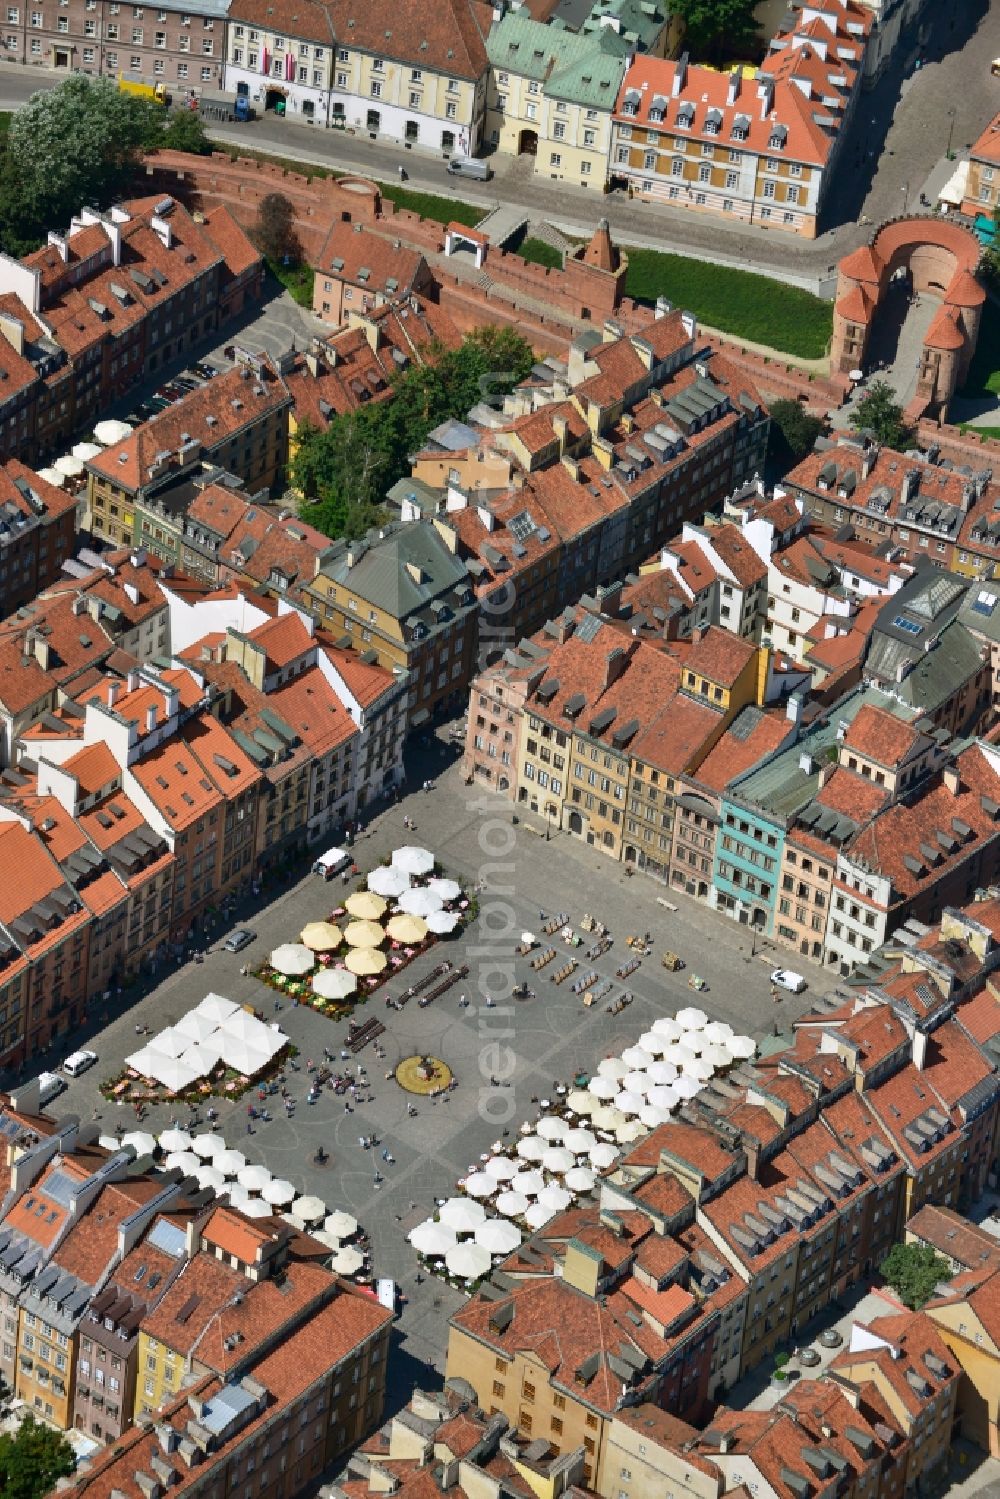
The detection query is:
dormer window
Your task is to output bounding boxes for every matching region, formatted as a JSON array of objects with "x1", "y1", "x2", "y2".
[{"x1": 768, "y1": 125, "x2": 787, "y2": 150}]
